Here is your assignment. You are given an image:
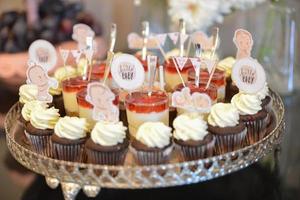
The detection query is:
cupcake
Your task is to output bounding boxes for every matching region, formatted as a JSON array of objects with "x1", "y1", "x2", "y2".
[
  {"x1": 131, "y1": 122, "x2": 173, "y2": 165},
  {"x1": 18, "y1": 100, "x2": 48, "y2": 133},
  {"x1": 49, "y1": 66, "x2": 78, "y2": 116},
  {"x1": 208, "y1": 103, "x2": 247, "y2": 154},
  {"x1": 217, "y1": 57, "x2": 239, "y2": 102},
  {"x1": 52, "y1": 116, "x2": 89, "y2": 162},
  {"x1": 18, "y1": 84, "x2": 38, "y2": 107},
  {"x1": 173, "y1": 113, "x2": 215, "y2": 161},
  {"x1": 24, "y1": 106, "x2": 60, "y2": 157},
  {"x1": 85, "y1": 121, "x2": 129, "y2": 165},
  {"x1": 231, "y1": 93, "x2": 268, "y2": 145}
]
